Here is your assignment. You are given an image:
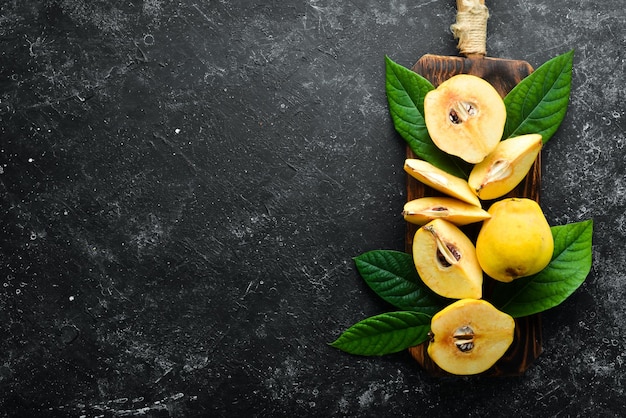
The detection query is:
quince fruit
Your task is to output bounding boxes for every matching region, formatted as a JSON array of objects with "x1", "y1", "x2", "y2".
[
  {"x1": 428, "y1": 299, "x2": 515, "y2": 375},
  {"x1": 403, "y1": 197, "x2": 490, "y2": 226},
  {"x1": 404, "y1": 159, "x2": 481, "y2": 207},
  {"x1": 476, "y1": 198, "x2": 554, "y2": 282},
  {"x1": 424, "y1": 74, "x2": 506, "y2": 164},
  {"x1": 412, "y1": 219, "x2": 482, "y2": 299},
  {"x1": 468, "y1": 134, "x2": 543, "y2": 200}
]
